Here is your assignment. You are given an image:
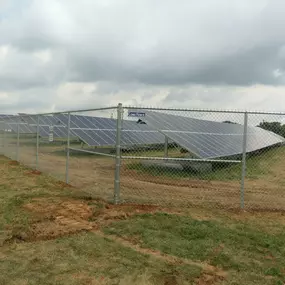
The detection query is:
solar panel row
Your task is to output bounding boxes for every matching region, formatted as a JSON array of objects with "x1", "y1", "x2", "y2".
[
  {"x1": 0, "y1": 114, "x2": 165, "y2": 147},
  {"x1": 140, "y1": 110, "x2": 285, "y2": 159},
  {"x1": 1, "y1": 111, "x2": 284, "y2": 159}
]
